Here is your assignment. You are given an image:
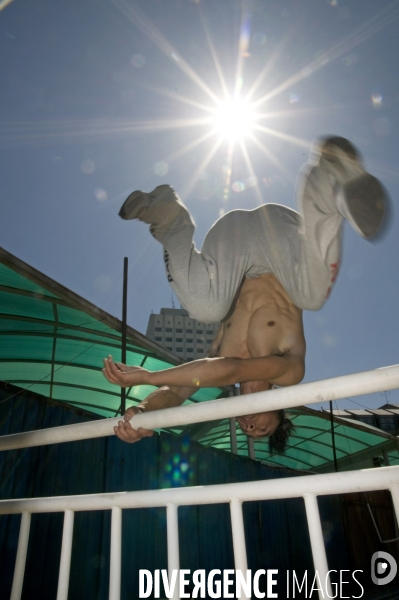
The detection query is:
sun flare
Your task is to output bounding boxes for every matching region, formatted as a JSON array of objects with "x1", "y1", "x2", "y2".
[{"x1": 211, "y1": 97, "x2": 257, "y2": 142}]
